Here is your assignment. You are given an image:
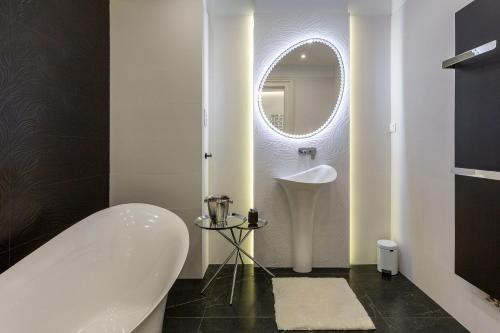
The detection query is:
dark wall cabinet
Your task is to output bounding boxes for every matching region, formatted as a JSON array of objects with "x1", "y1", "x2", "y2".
[
  {"x1": 456, "y1": 0, "x2": 500, "y2": 172},
  {"x1": 455, "y1": 0, "x2": 500, "y2": 300},
  {"x1": 456, "y1": 176, "x2": 500, "y2": 299}
]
